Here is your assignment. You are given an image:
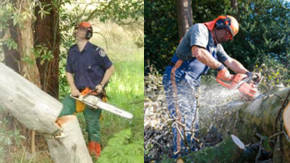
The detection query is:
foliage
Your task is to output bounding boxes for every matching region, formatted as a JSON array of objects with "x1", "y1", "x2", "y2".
[
  {"x1": 91, "y1": 0, "x2": 144, "y2": 25},
  {"x1": 254, "y1": 56, "x2": 289, "y2": 92},
  {"x1": 59, "y1": 0, "x2": 144, "y2": 32},
  {"x1": 223, "y1": 0, "x2": 289, "y2": 71},
  {"x1": 0, "y1": 110, "x2": 25, "y2": 162},
  {"x1": 33, "y1": 45, "x2": 54, "y2": 65},
  {"x1": 144, "y1": 0, "x2": 178, "y2": 73},
  {"x1": 97, "y1": 129, "x2": 144, "y2": 163}
]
